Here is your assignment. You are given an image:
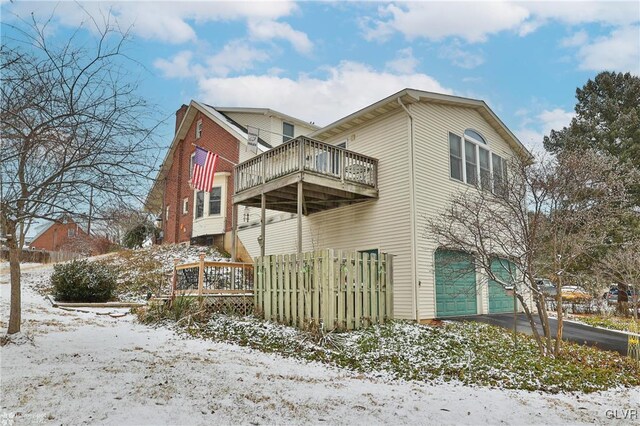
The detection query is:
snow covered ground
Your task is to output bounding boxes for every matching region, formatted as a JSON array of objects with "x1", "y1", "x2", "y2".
[{"x1": 1, "y1": 266, "x2": 639, "y2": 425}]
